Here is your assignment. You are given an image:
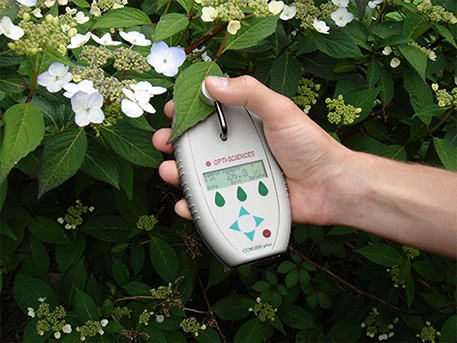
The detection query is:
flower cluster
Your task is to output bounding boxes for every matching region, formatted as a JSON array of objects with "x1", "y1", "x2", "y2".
[
  {"x1": 248, "y1": 297, "x2": 277, "y2": 322},
  {"x1": 416, "y1": 321, "x2": 441, "y2": 343},
  {"x1": 386, "y1": 265, "x2": 405, "y2": 289},
  {"x1": 136, "y1": 214, "x2": 159, "y2": 231},
  {"x1": 112, "y1": 306, "x2": 132, "y2": 320},
  {"x1": 293, "y1": 0, "x2": 337, "y2": 32},
  {"x1": 90, "y1": 0, "x2": 128, "y2": 16},
  {"x1": 180, "y1": 317, "x2": 206, "y2": 337},
  {"x1": 149, "y1": 282, "x2": 184, "y2": 317},
  {"x1": 361, "y1": 308, "x2": 398, "y2": 341},
  {"x1": 76, "y1": 319, "x2": 109, "y2": 341},
  {"x1": 150, "y1": 283, "x2": 173, "y2": 299},
  {"x1": 326, "y1": 95, "x2": 362, "y2": 125},
  {"x1": 292, "y1": 78, "x2": 321, "y2": 114},
  {"x1": 402, "y1": 245, "x2": 420, "y2": 260},
  {"x1": 432, "y1": 84, "x2": 457, "y2": 108},
  {"x1": 57, "y1": 199, "x2": 94, "y2": 230},
  {"x1": 417, "y1": 0, "x2": 457, "y2": 24},
  {"x1": 28, "y1": 297, "x2": 72, "y2": 339},
  {"x1": 139, "y1": 309, "x2": 154, "y2": 325}
]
